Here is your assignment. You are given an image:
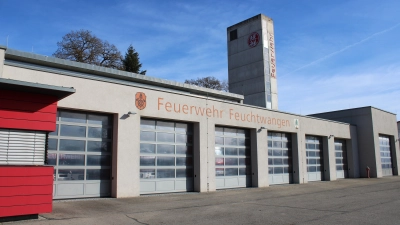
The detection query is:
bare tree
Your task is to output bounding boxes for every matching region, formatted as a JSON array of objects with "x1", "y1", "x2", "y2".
[
  {"x1": 53, "y1": 30, "x2": 123, "y2": 69},
  {"x1": 184, "y1": 76, "x2": 229, "y2": 92}
]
